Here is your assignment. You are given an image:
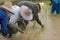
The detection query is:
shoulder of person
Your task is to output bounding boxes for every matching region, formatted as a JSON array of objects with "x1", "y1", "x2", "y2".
[{"x1": 11, "y1": 5, "x2": 20, "y2": 13}]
